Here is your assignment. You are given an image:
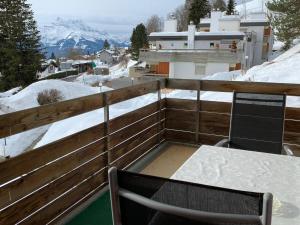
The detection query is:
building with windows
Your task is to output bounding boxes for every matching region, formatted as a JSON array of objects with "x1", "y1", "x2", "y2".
[{"x1": 139, "y1": 11, "x2": 273, "y2": 79}]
